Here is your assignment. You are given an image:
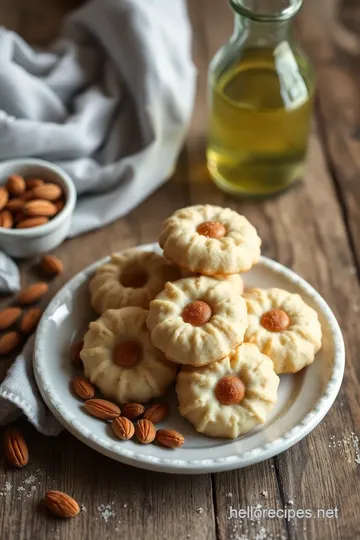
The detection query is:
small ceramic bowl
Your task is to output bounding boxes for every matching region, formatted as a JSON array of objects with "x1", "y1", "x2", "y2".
[{"x1": 0, "y1": 159, "x2": 77, "y2": 258}]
